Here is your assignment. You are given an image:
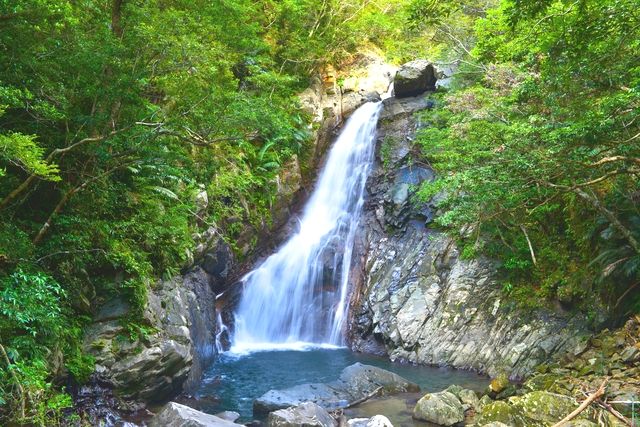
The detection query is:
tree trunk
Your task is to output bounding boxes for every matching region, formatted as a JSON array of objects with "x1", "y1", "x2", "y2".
[{"x1": 112, "y1": 0, "x2": 124, "y2": 37}]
